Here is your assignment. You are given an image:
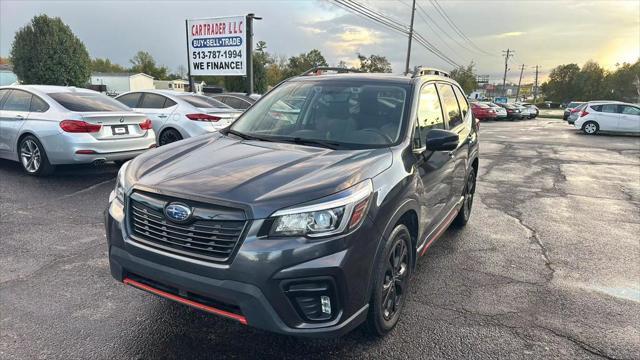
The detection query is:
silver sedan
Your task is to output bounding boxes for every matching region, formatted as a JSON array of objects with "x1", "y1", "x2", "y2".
[{"x1": 0, "y1": 85, "x2": 156, "y2": 176}]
